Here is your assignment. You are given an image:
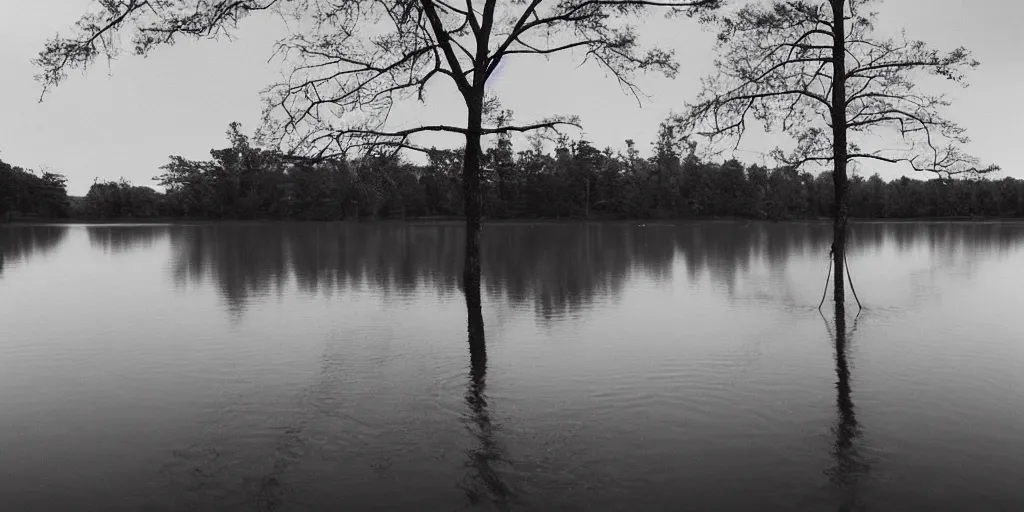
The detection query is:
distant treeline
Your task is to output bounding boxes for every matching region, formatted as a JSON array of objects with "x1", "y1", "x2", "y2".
[
  {"x1": 0, "y1": 158, "x2": 71, "y2": 220},
  {"x1": 3, "y1": 124, "x2": 1023, "y2": 222}
]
